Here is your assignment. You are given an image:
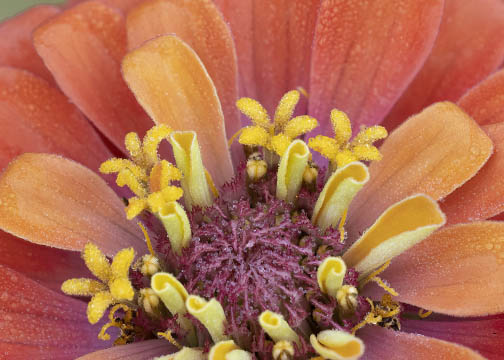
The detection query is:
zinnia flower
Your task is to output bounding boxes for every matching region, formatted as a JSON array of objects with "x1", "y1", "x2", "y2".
[{"x1": 1, "y1": 0, "x2": 504, "y2": 359}]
